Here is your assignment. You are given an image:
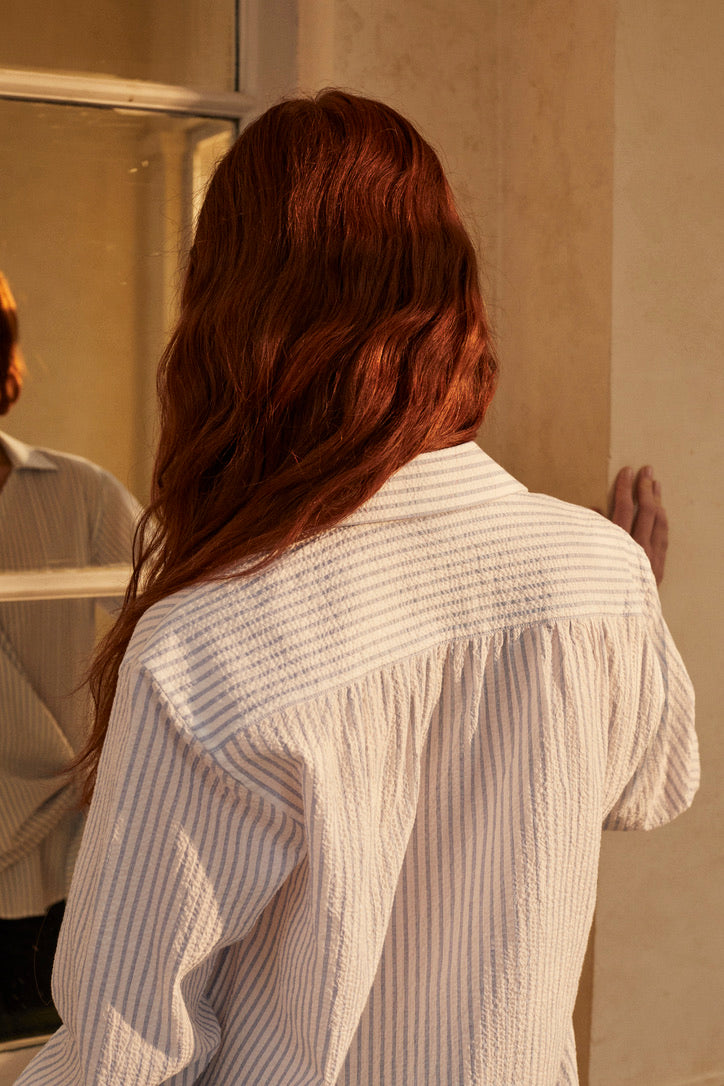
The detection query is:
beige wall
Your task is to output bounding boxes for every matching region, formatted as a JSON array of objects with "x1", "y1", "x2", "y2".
[
  {"x1": 489, "y1": 0, "x2": 615, "y2": 510},
  {"x1": 591, "y1": 3, "x2": 724, "y2": 1084},
  {"x1": 298, "y1": 1, "x2": 722, "y2": 1083}
]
